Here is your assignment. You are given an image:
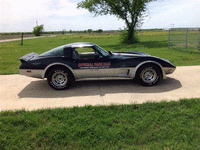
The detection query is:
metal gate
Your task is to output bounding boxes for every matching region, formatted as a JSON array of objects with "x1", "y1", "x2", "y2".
[{"x1": 168, "y1": 28, "x2": 200, "y2": 52}]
